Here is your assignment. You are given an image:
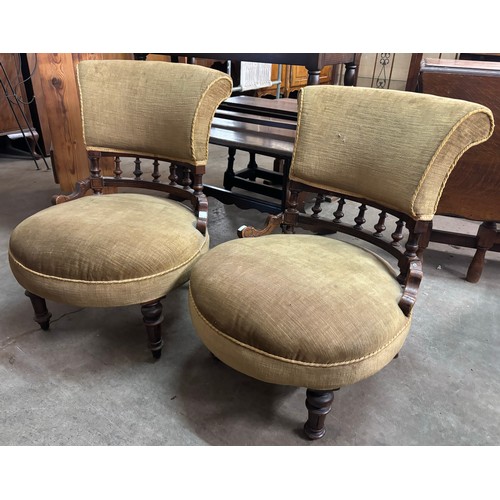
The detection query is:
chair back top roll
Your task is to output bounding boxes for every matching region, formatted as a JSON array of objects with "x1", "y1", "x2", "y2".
[
  {"x1": 290, "y1": 85, "x2": 494, "y2": 220},
  {"x1": 77, "y1": 60, "x2": 233, "y2": 166}
]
